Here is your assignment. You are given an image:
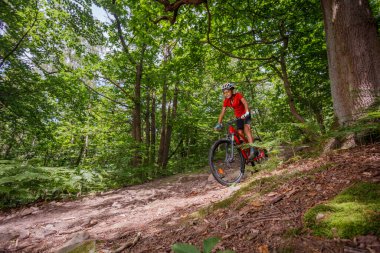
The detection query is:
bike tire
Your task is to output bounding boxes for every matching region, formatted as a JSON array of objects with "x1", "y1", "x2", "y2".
[{"x1": 209, "y1": 139, "x2": 245, "y2": 186}]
